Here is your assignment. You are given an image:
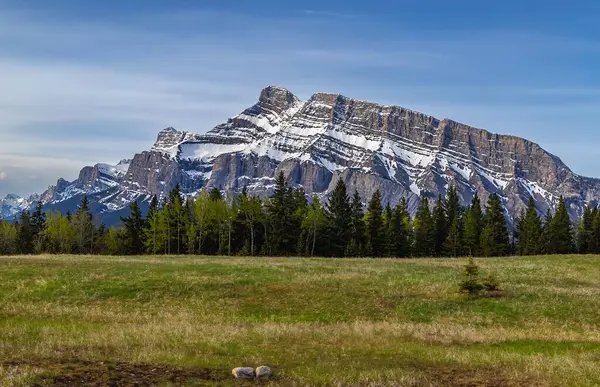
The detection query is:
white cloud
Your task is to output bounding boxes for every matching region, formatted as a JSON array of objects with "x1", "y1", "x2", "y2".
[{"x1": 0, "y1": 171, "x2": 7, "y2": 180}]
